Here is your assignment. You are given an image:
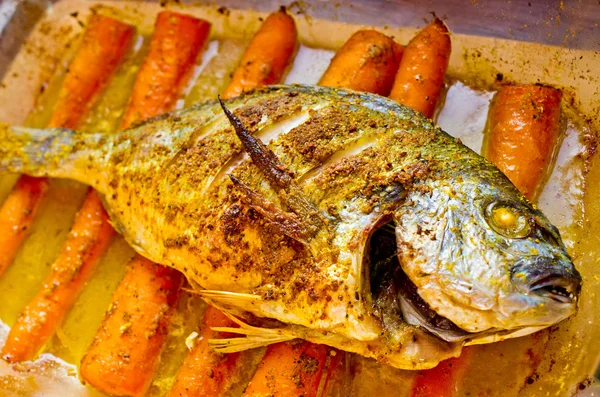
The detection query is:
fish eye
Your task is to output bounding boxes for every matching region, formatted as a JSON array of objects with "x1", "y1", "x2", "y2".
[{"x1": 485, "y1": 201, "x2": 532, "y2": 239}]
